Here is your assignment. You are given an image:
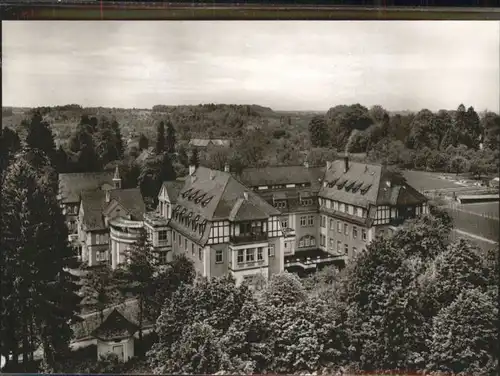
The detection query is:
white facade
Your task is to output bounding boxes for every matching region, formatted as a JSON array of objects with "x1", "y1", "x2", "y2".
[{"x1": 97, "y1": 337, "x2": 134, "y2": 362}]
